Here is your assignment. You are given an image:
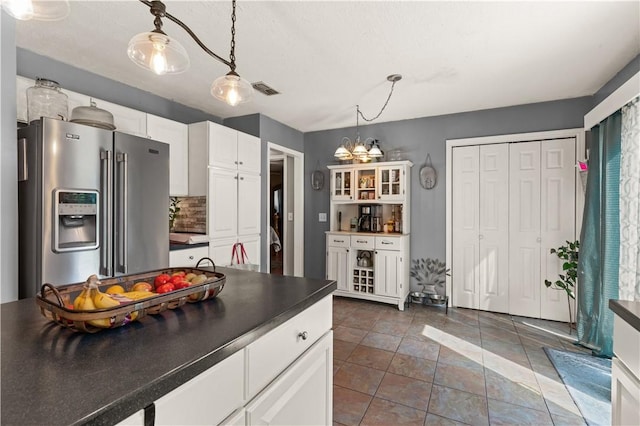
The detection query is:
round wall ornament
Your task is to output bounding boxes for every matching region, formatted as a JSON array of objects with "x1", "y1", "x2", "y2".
[
  {"x1": 311, "y1": 162, "x2": 324, "y2": 190},
  {"x1": 419, "y1": 154, "x2": 437, "y2": 189}
]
